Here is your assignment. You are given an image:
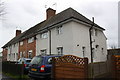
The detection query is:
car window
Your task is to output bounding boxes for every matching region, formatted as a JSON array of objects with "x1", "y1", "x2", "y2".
[
  {"x1": 47, "y1": 58, "x2": 52, "y2": 64},
  {"x1": 47, "y1": 57, "x2": 59, "y2": 64},
  {"x1": 30, "y1": 56, "x2": 42, "y2": 65}
]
